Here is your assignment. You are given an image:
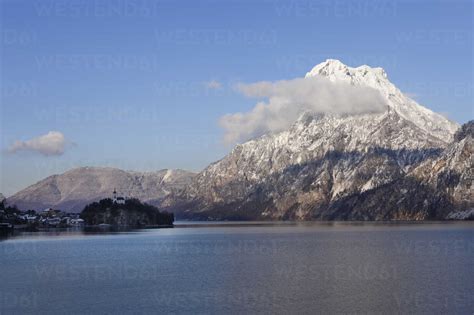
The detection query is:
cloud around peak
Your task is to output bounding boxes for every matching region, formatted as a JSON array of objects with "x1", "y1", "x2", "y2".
[
  {"x1": 7, "y1": 131, "x2": 72, "y2": 156},
  {"x1": 219, "y1": 76, "x2": 387, "y2": 144}
]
